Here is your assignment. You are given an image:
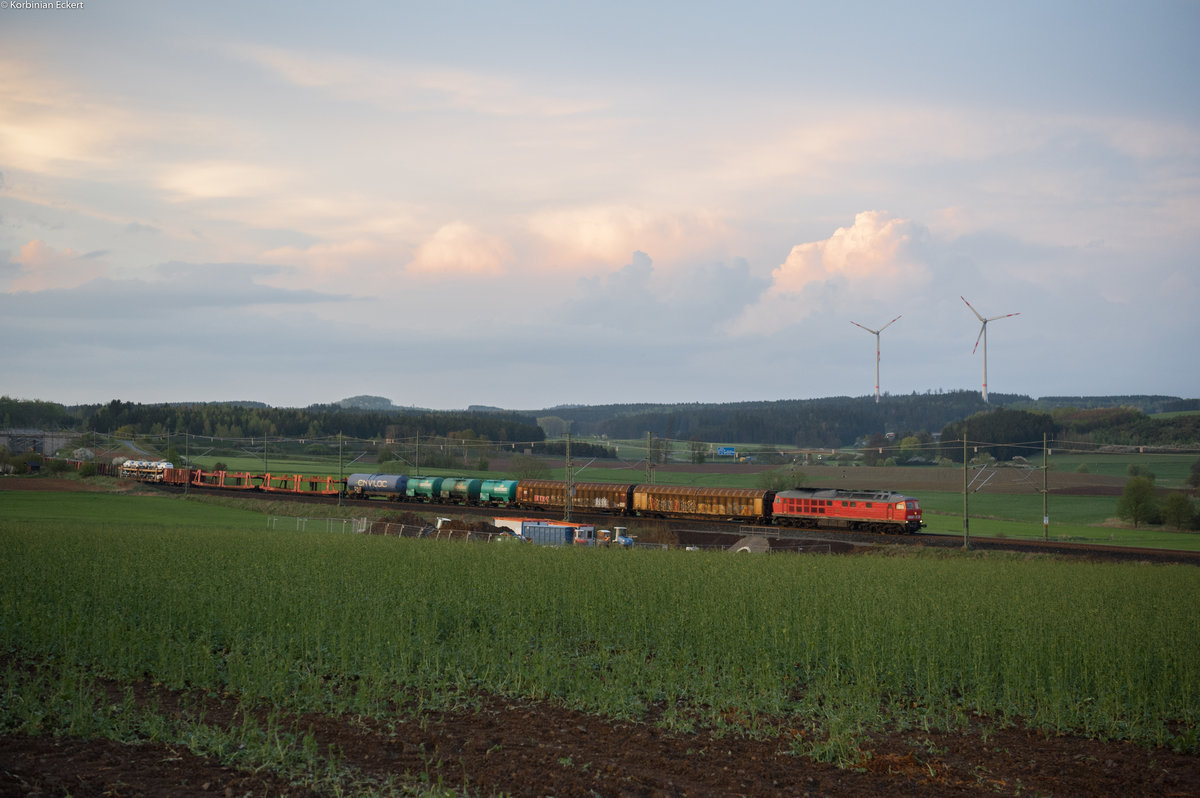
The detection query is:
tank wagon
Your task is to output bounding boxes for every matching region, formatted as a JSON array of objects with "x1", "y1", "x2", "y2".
[
  {"x1": 347, "y1": 473, "x2": 409, "y2": 500},
  {"x1": 479, "y1": 479, "x2": 519, "y2": 505},
  {"x1": 407, "y1": 476, "x2": 444, "y2": 502}
]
